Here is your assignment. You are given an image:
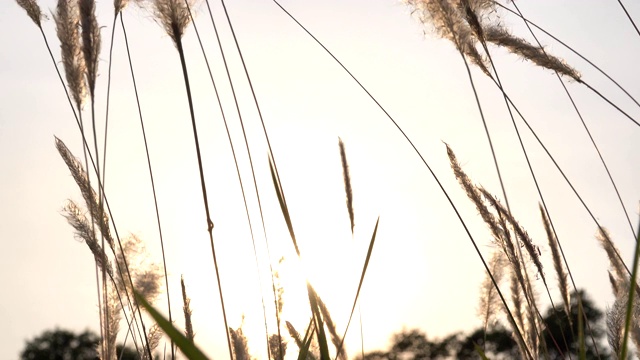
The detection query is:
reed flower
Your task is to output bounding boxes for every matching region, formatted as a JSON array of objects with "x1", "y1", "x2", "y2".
[
  {"x1": 114, "y1": 0, "x2": 130, "y2": 14},
  {"x1": 115, "y1": 234, "x2": 163, "y2": 303},
  {"x1": 484, "y1": 25, "x2": 581, "y2": 81},
  {"x1": 597, "y1": 228, "x2": 628, "y2": 288},
  {"x1": 479, "y1": 187, "x2": 545, "y2": 284},
  {"x1": 181, "y1": 275, "x2": 195, "y2": 342},
  {"x1": 478, "y1": 251, "x2": 506, "y2": 332},
  {"x1": 229, "y1": 323, "x2": 252, "y2": 360},
  {"x1": 406, "y1": 0, "x2": 490, "y2": 75},
  {"x1": 149, "y1": 0, "x2": 193, "y2": 46},
  {"x1": 79, "y1": 0, "x2": 101, "y2": 96},
  {"x1": 16, "y1": 0, "x2": 45, "y2": 27},
  {"x1": 269, "y1": 333, "x2": 288, "y2": 360},
  {"x1": 55, "y1": 137, "x2": 114, "y2": 251},
  {"x1": 540, "y1": 204, "x2": 570, "y2": 320},
  {"x1": 446, "y1": 143, "x2": 505, "y2": 244},
  {"x1": 61, "y1": 200, "x2": 113, "y2": 277},
  {"x1": 144, "y1": 324, "x2": 162, "y2": 359},
  {"x1": 607, "y1": 298, "x2": 625, "y2": 357},
  {"x1": 100, "y1": 283, "x2": 122, "y2": 360},
  {"x1": 338, "y1": 138, "x2": 354, "y2": 234},
  {"x1": 53, "y1": 0, "x2": 87, "y2": 108}
]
